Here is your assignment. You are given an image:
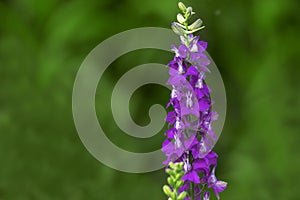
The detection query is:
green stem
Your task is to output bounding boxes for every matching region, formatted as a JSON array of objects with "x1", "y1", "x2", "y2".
[
  {"x1": 185, "y1": 34, "x2": 189, "y2": 47},
  {"x1": 185, "y1": 23, "x2": 189, "y2": 32},
  {"x1": 190, "y1": 182, "x2": 194, "y2": 200}
]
